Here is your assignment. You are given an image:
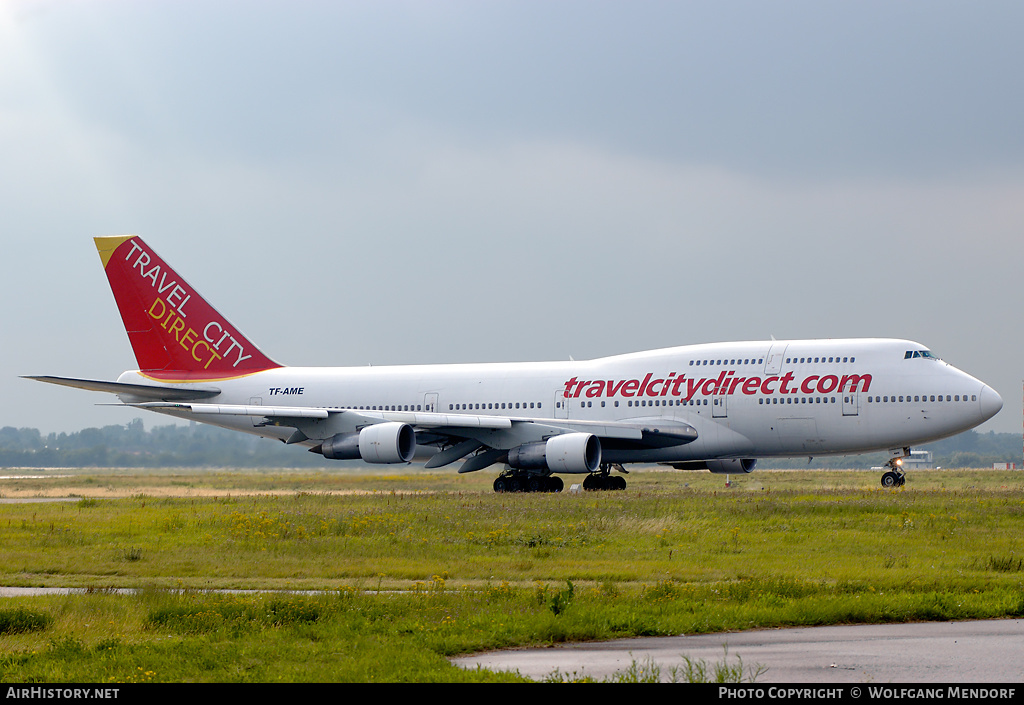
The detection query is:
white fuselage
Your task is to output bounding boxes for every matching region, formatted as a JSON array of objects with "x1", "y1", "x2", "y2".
[{"x1": 120, "y1": 338, "x2": 1002, "y2": 465}]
